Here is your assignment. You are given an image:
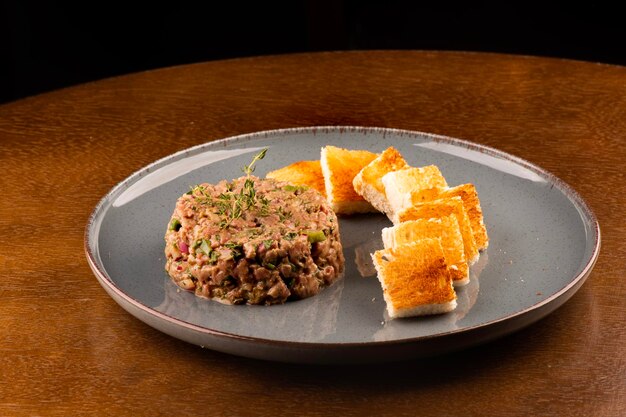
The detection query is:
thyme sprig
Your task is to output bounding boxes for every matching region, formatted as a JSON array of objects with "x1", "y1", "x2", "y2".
[
  {"x1": 217, "y1": 149, "x2": 270, "y2": 228},
  {"x1": 242, "y1": 148, "x2": 268, "y2": 176}
]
